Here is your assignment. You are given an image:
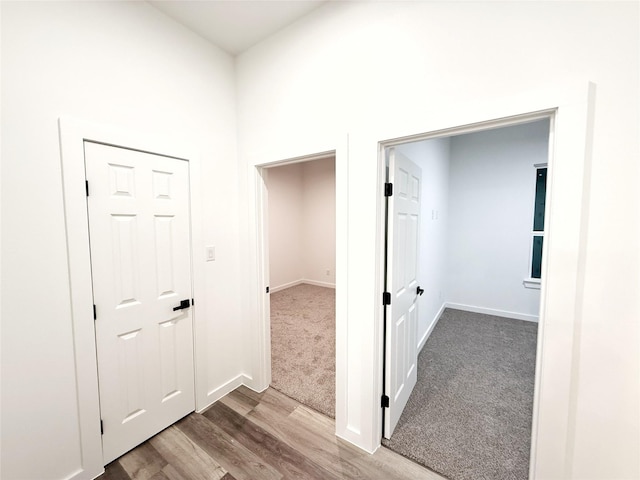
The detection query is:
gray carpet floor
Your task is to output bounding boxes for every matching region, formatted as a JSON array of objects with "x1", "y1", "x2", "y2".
[
  {"x1": 270, "y1": 283, "x2": 336, "y2": 418},
  {"x1": 382, "y1": 308, "x2": 538, "y2": 480}
]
